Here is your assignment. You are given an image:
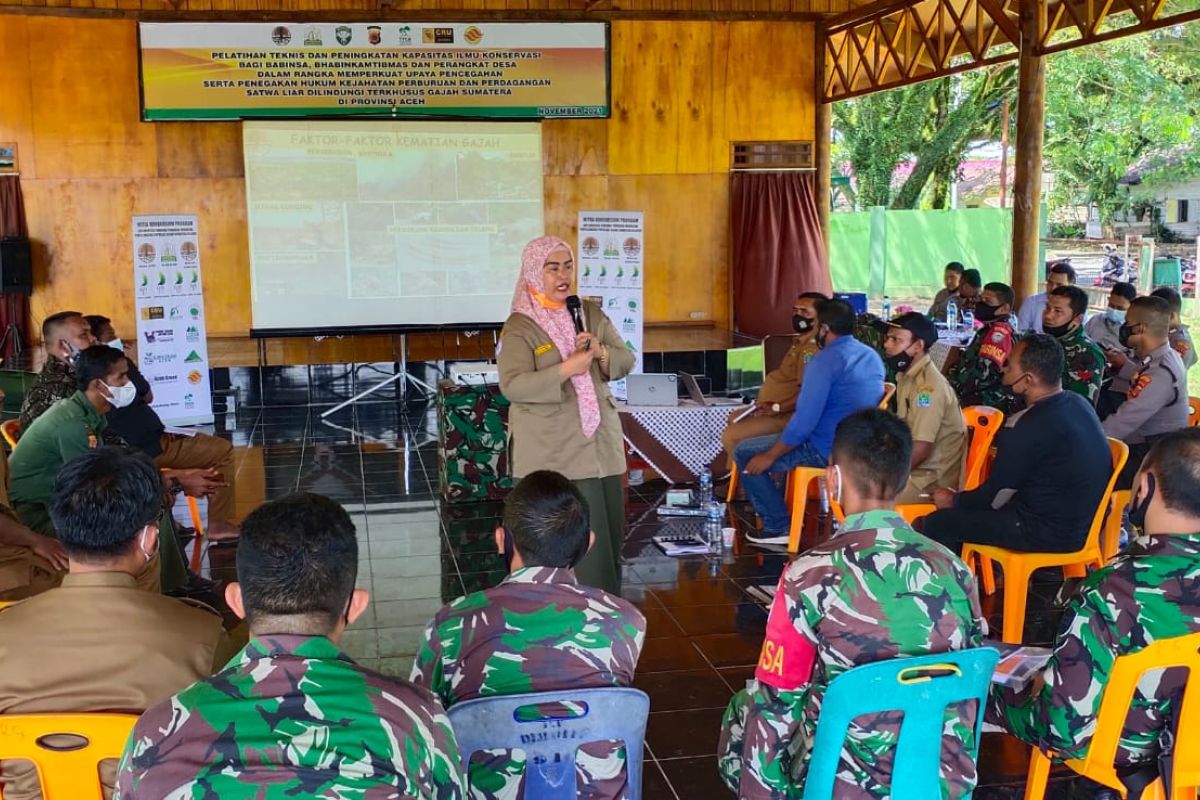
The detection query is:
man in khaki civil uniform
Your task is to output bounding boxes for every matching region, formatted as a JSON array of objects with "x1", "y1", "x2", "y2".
[
  {"x1": 0, "y1": 447, "x2": 235, "y2": 800},
  {"x1": 714, "y1": 292, "x2": 825, "y2": 475},
  {"x1": 883, "y1": 313, "x2": 966, "y2": 504}
]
